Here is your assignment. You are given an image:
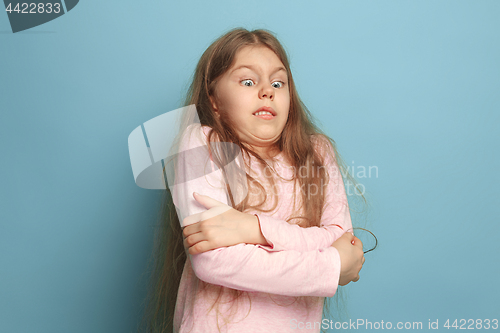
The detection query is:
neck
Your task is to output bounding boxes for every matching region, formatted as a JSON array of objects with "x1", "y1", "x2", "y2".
[{"x1": 247, "y1": 144, "x2": 280, "y2": 160}]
